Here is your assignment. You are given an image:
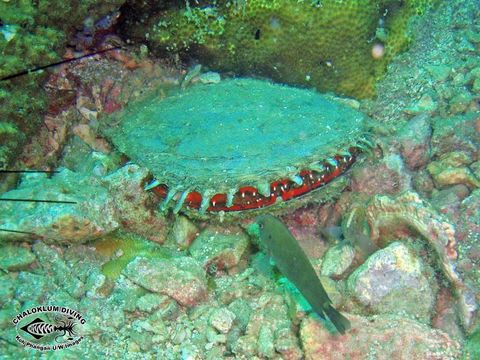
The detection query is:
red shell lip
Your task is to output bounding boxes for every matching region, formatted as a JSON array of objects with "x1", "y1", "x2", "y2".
[{"x1": 151, "y1": 146, "x2": 361, "y2": 213}]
